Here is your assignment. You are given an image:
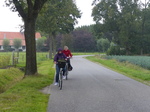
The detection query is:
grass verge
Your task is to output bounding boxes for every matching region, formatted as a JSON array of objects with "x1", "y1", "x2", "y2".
[
  {"x1": 0, "y1": 68, "x2": 24, "y2": 93},
  {"x1": 86, "y1": 56, "x2": 150, "y2": 86},
  {"x1": 0, "y1": 60, "x2": 55, "y2": 112}
]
